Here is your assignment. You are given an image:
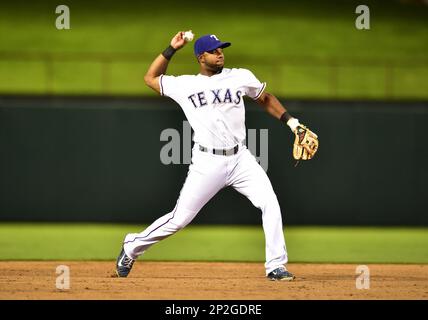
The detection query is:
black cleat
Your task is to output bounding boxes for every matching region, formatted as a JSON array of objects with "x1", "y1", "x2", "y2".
[
  {"x1": 116, "y1": 247, "x2": 135, "y2": 278},
  {"x1": 267, "y1": 267, "x2": 295, "y2": 281}
]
